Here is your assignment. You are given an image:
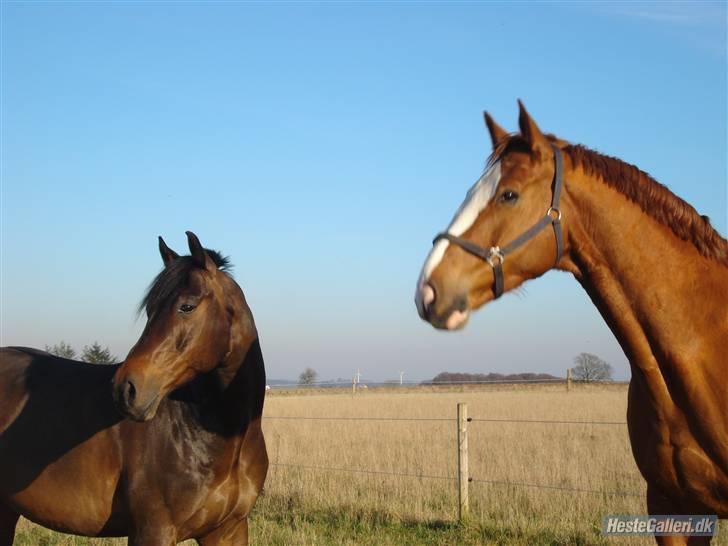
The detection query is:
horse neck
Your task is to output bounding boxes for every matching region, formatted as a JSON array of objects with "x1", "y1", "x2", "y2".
[
  {"x1": 561, "y1": 166, "x2": 728, "y2": 415},
  {"x1": 213, "y1": 328, "x2": 266, "y2": 431},
  {"x1": 212, "y1": 281, "x2": 265, "y2": 410},
  {"x1": 194, "y1": 291, "x2": 266, "y2": 434}
]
